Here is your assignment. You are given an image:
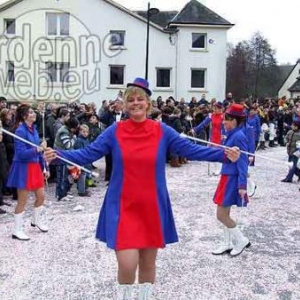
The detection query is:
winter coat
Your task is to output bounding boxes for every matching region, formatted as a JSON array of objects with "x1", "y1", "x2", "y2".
[
  {"x1": 0, "y1": 142, "x2": 9, "y2": 180},
  {"x1": 286, "y1": 129, "x2": 300, "y2": 156}
]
